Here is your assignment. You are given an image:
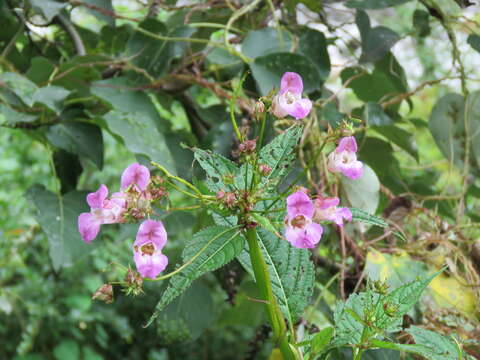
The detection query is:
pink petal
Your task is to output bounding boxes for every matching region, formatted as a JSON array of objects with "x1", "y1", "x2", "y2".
[
  {"x1": 288, "y1": 98, "x2": 312, "y2": 119},
  {"x1": 135, "y1": 220, "x2": 167, "y2": 249},
  {"x1": 285, "y1": 222, "x2": 323, "y2": 249},
  {"x1": 271, "y1": 95, "x2": 289, "y2": 118},
  {"x1": 342, "y1": 160, "x2": 363, "y2": 179},
  {"x1": 78, "y1": 212, "x2": 101, "y2": 243},
  {"x1": 133, "y1": 250, "x2": 168, "y2": 279},
  {"x1": 121, "y1": 163, "x2": 151, "y2": 191},
  {"x1": 287, "y1": 191, "x2": 314, "y2": 218},
  {"x1": 280, "y1": 72, "x2": 304, "y2": 95},
  {"x1": 337, "y1": 136, "x2": 358, "y2": 153},
  {"x1": 86, "y1": 184, "x2": 108, "y2": 209},
  {"x1": 316, "y1": 197, "x2": 340, "y2": 210},
  {"x1": 336, "y1": 207, "x2": 352, "y2": 226}
]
